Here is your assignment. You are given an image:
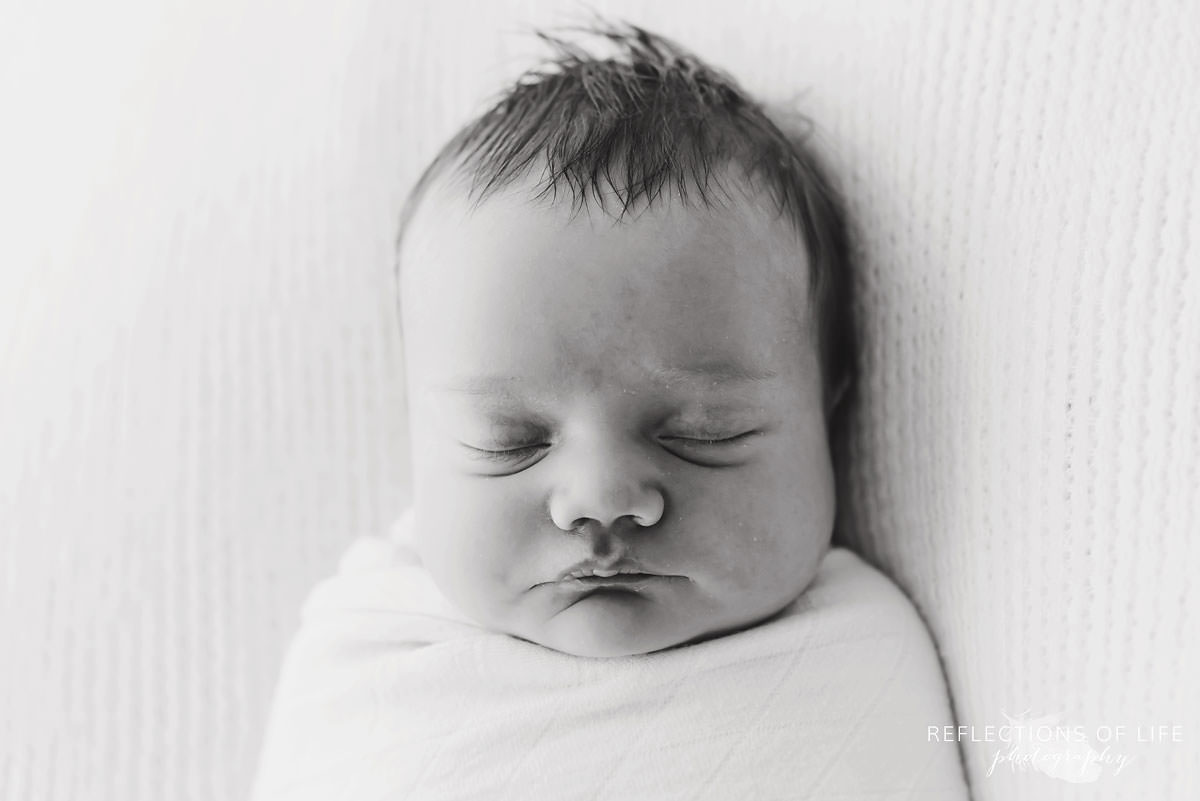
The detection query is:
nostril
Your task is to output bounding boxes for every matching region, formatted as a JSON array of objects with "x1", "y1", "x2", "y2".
[
  {"x1": 548, "y1": 482, "x2": 666, "y2": 532},
  {"x1": 568, "y1": 515, "x2": 656, "y2": 539}
]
